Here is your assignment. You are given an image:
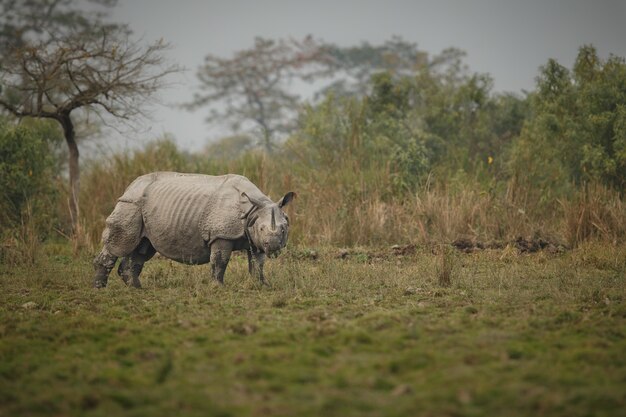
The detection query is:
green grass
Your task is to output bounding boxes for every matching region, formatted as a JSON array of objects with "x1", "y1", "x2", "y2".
[{"x1": 1, "y1": 243, "x2": 625, "y2": 417}]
